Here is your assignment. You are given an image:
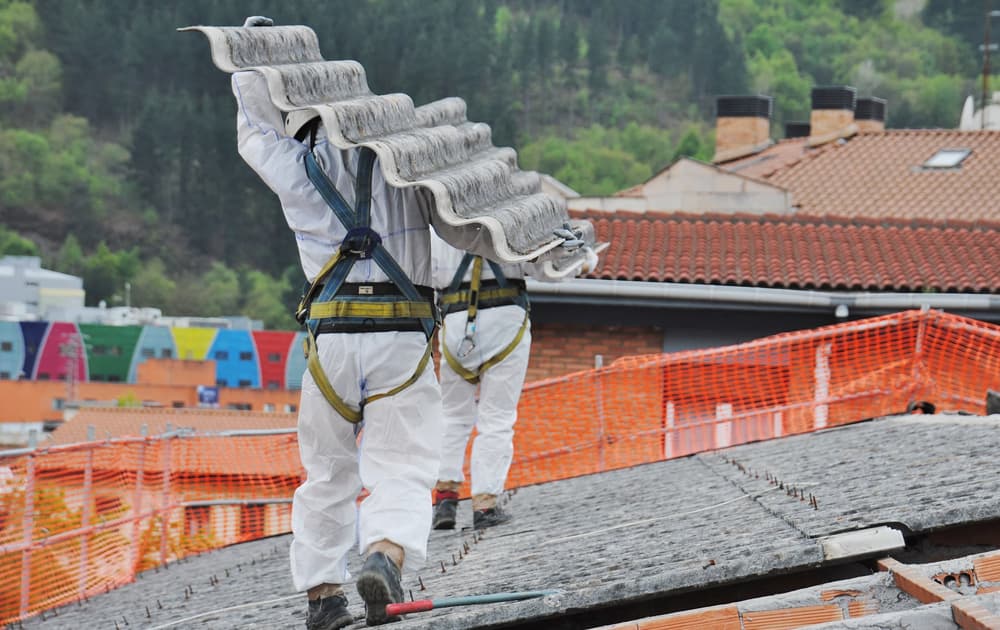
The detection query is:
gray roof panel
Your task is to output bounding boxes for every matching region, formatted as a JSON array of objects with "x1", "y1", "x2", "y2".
[{"x1": 179, "y1": 24, "x2": 596, "y2": 266}]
